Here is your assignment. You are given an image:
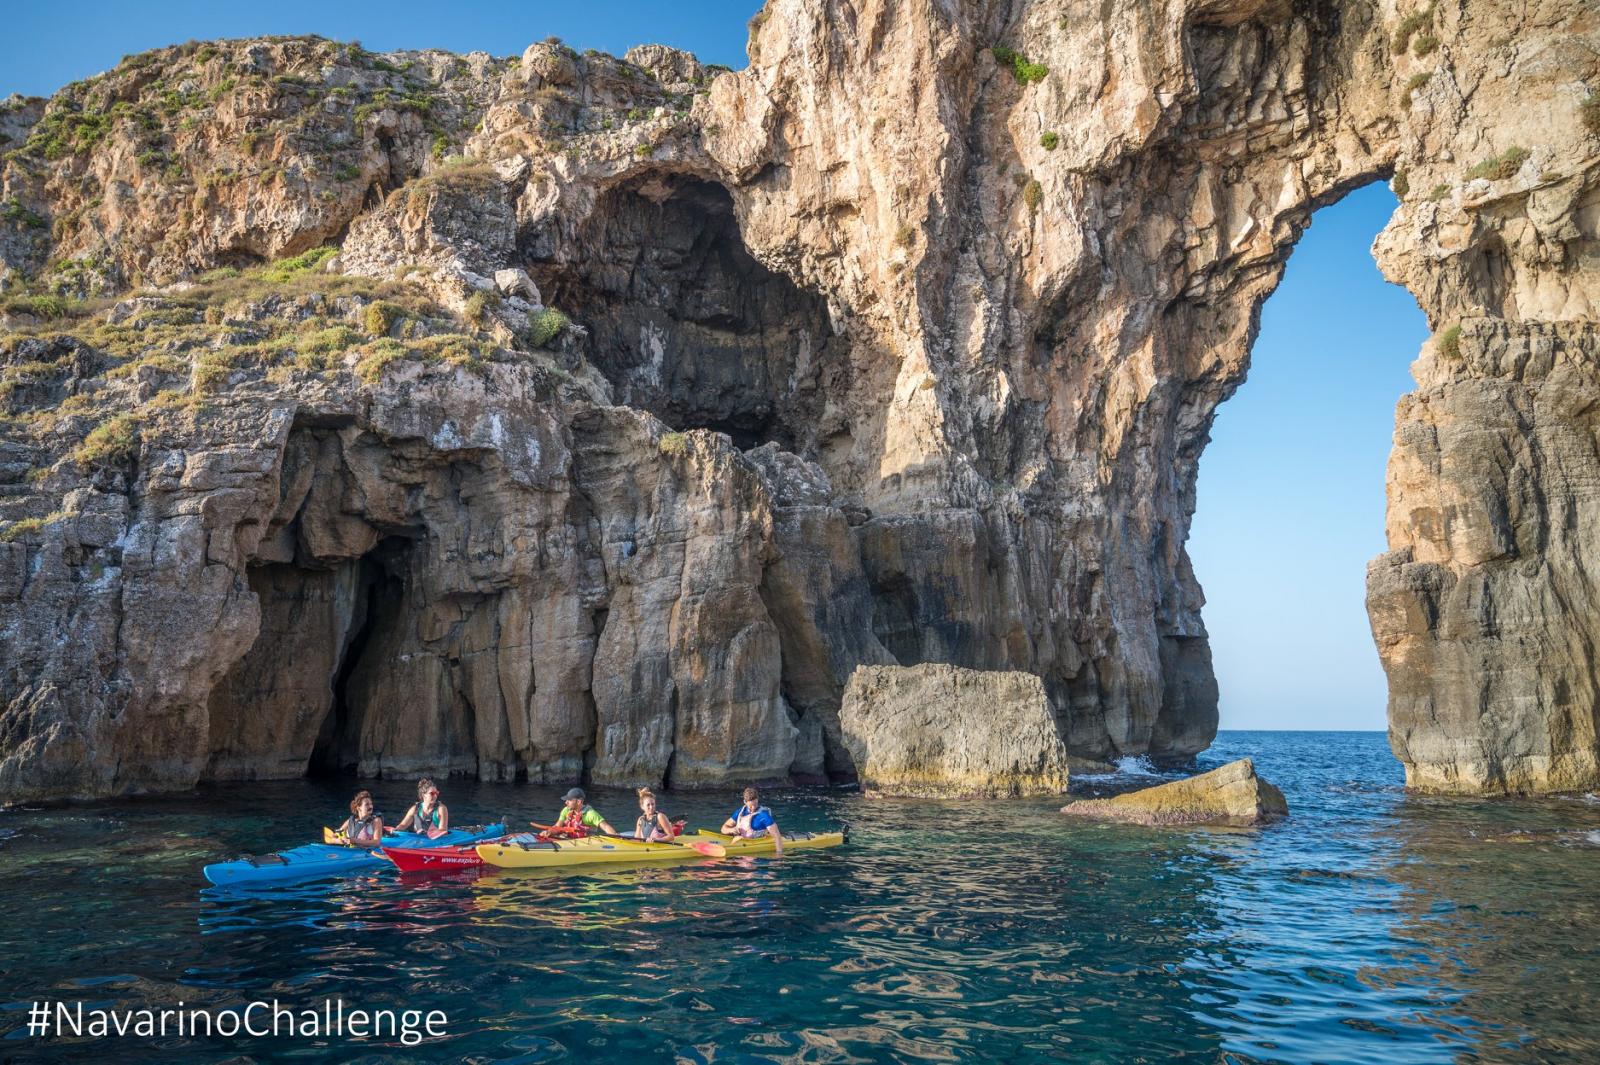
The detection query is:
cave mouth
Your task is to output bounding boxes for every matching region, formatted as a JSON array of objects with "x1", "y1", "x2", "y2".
[
  {"x1": 307, "y1": 538, "x2": 411, "y2": 778},
  {"x1": 529, "y1": 173, "x2": 845, "y2": 454},
  {"x1": 203, "y1": 535, "x2": 417, "y2": 784}
]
